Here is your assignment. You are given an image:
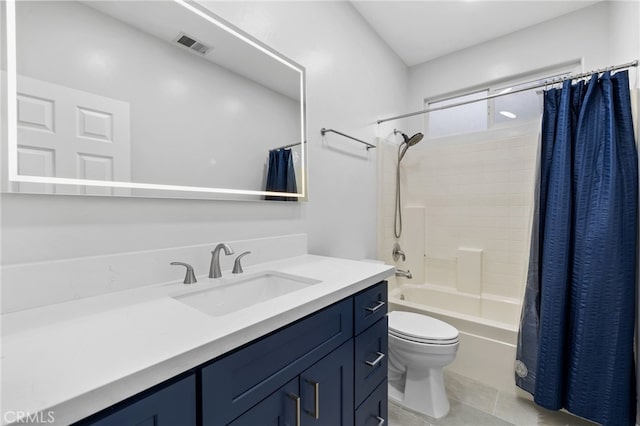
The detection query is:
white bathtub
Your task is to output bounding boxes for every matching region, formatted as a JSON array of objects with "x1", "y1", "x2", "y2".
[
  {"x1": 396, "y1": 283, "x2": 522, "y2": 326},
  {"x1": 389, "y1": 283, "x2": 521, "y2": 393}
]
